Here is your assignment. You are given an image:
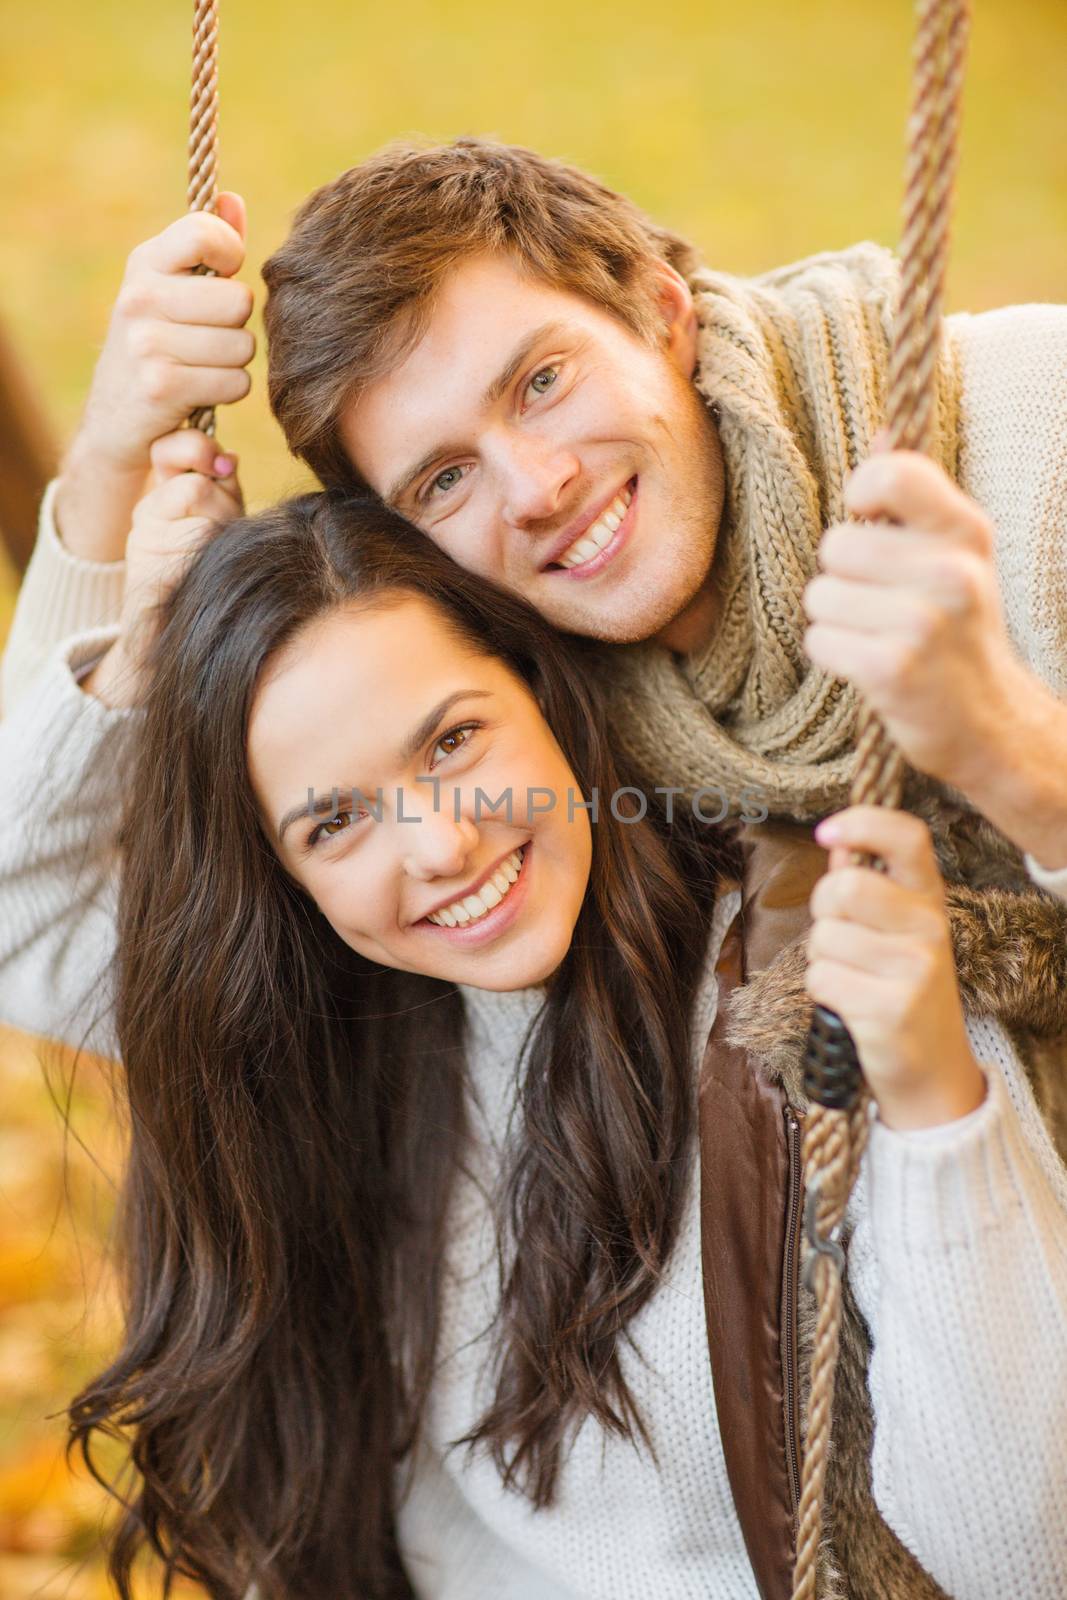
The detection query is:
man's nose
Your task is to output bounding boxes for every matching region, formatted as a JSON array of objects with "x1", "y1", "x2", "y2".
[
  {"x1": 498, "y1": 432, "x2": 581, "y2": 529},
  {"x1": 400, "y1": 806, "x2": 481, "y2": 883}
]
